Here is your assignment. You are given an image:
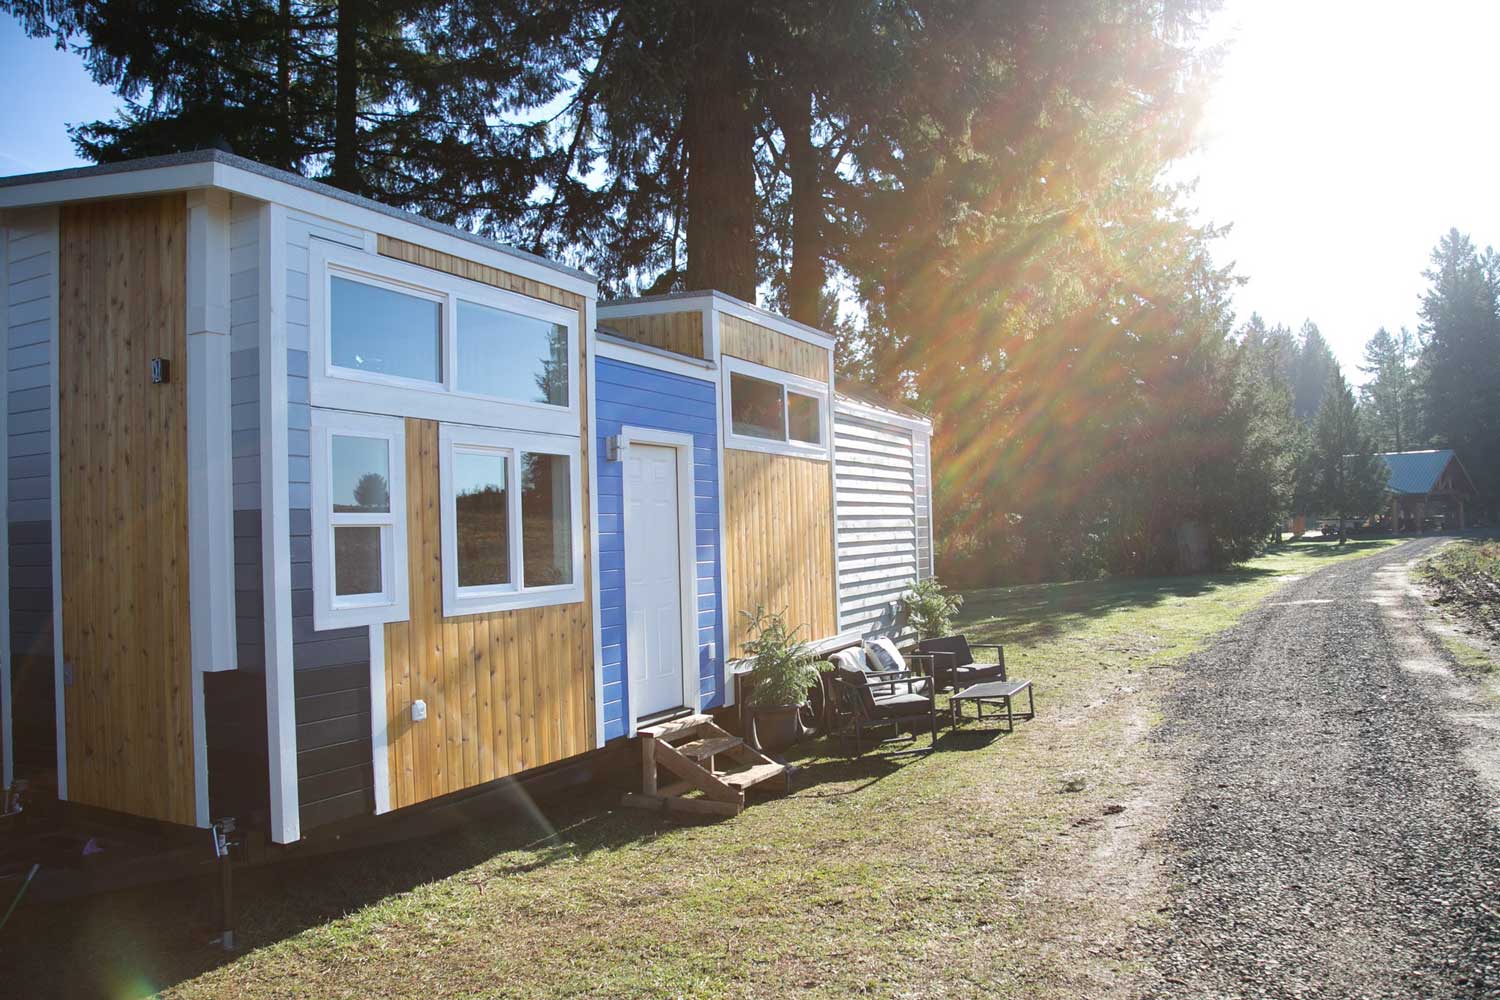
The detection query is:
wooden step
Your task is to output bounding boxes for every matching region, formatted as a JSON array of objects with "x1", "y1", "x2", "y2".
[
  {"x1": 721, "y1": 763, "x2": 787, "y2": 790},
  {"x1": 639, "y1": 713, "x2": 714, "y2": 739},
  {"x1": 676, "y1": 735, "x2": 743, "y2": 760}
]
